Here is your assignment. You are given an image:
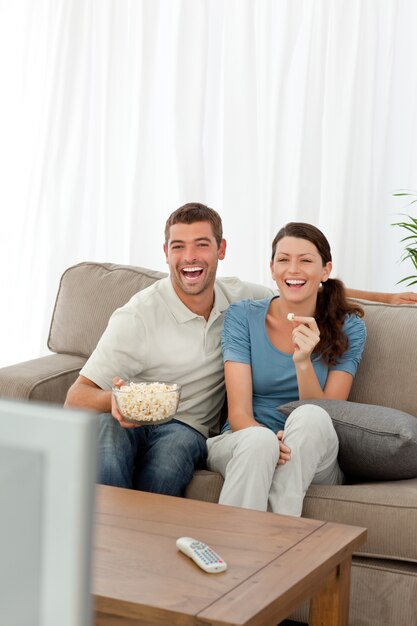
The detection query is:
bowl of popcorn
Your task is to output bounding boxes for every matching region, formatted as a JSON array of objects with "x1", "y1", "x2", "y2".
[{"x1": 112, "y1": 381, "x2": 181, "y2": 425}]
